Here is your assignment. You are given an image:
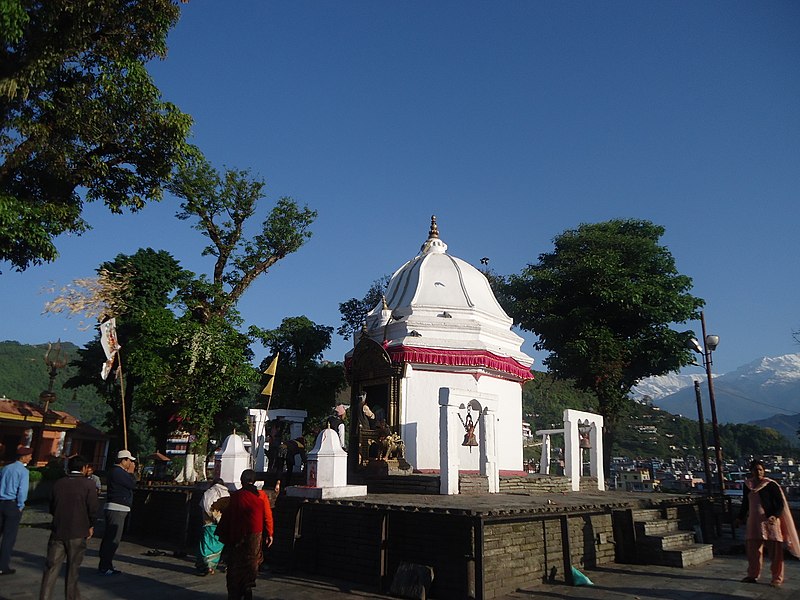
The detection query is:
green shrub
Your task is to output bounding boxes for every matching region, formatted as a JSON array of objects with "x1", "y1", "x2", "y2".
[{"x1": 28, "y1": 469, "x2": 43, "y2": 483}]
